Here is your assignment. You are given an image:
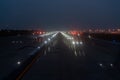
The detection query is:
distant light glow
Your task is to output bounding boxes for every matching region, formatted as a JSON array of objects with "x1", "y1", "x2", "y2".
[
  {"x1": 67, "y1": 37, "x2": 73, "y2": 40},
  {"x1": 110, "y1": 64, "x2": 113, "y2": 67},
  {"x1": 37, "y1": 46, "x2": 40, "y2": 49},
  {"x1": 76, "y1": 41, "x2": 79, "y2": 45},
  {"x1": 44, "y1": 41, "x2": 47, "y2": 44},
  {"x1": 74, "y1": 51, "x2": 77, "y2": 56},
  {"x1": 39, "y1": 32, "x2": 42, "y2": 34},
  {"x1": 40, "y1": 31, "x2": 57, "y2": 37},
  {"x1": 52, "y1": 32, "x2": 58, "y2": 38},
  {"x1": 71, "y1": 31, "x2": 77, "y2": 35},
  {"x1": 72, "y1": 41, "x2": 75, "y2": 45},
  {"x1": 99, "y1": 63, "x2": 103, "y2": 67},
  {"x1": 17, "y1": 61, "x2": 21, "y2": 65},
  {"x1": 80, "y1": 41, "x2": 83, "y2": 45},
  {"x1": 61, "y1": 32, "x2": 73, "y2": 40},
  {"x1": 32, "y1": 33, "x2": 35, "y2": 35},
  {"x1": 88, "y1": 35, "x2": 91, "y2": 39},
  {"x1": 48, "y1": 38, "x2": 51, "y2": 41}
]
